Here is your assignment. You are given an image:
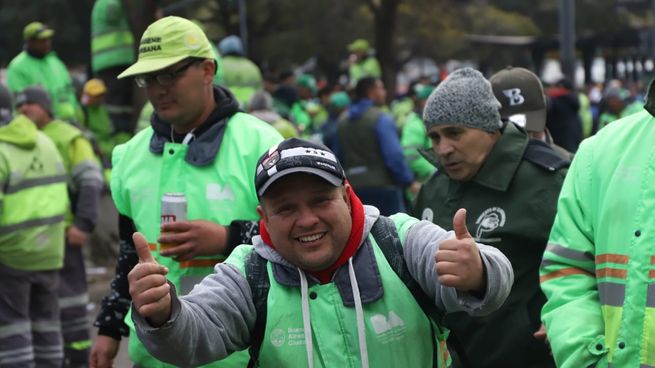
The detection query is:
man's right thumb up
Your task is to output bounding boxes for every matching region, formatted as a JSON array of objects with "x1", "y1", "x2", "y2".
[{"x1": 133, "y1": 232, "x2": 156, "y2": 263}]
